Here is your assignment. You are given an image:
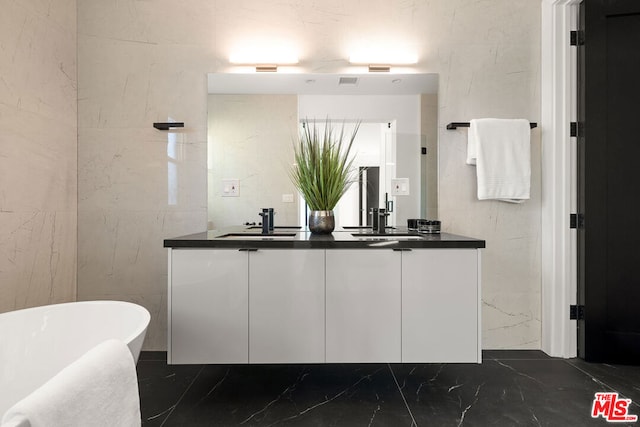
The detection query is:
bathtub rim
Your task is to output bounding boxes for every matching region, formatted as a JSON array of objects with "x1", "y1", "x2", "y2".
[{"x1": 0, "y1": 299, "x2": 151, "y2": 355}]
